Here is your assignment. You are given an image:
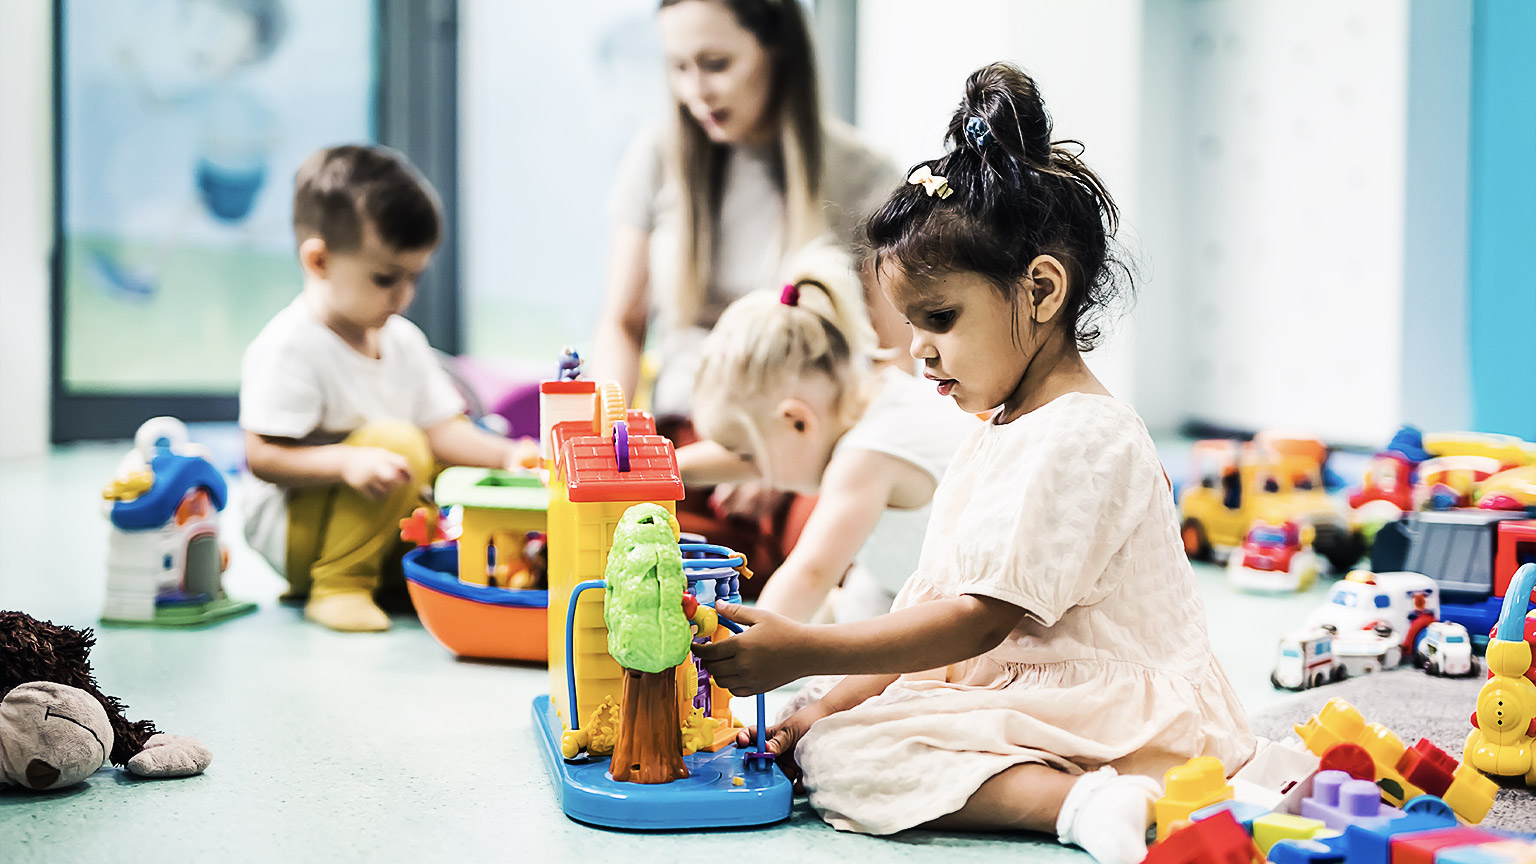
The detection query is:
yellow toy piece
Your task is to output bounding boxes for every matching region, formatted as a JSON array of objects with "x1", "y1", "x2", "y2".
[
  {"x1": 1250, "y1": 813, "x2": 1328, "y2": 855},
  {"x1": 1465, "y1": 636, "x2": 1536, "y2": 783},
  {"x1": 102, "y1": 470, "x2": 154, "y2": 502},
  {"x1": 584, "y1": 696, "x2": 620, "y2": 756},
  {"x1": 690, "y1": 605, "x2": 718, "y2": 638},
  {"x1": 680, "y1": 707, "x2": 720, "y2": 756},
  {"x1": 1155, "y1": 756, "x2": 1233, "y2": 841},
  {"x1": 1441, "y1": 762, "x2": 1499, "y2": 824},
  {"x1": 595, "y1": 380, "x2": 626, "y2": 439},
  {"x1": 731, "y1": 776, "x2": 745, "y2": 787},
  {"x1": 1424, "y1": 431, "x2": 1536, "y2": 468},
  {"x1": 561, "y1": 730, "x2": 588, "y2": 760},
  {"x1": 1476, "y1": 465, "x2": 1536, "y2": 509},
  {"x1": 1293, "y1": 698, "x2": 1425, "y2": 806}
]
